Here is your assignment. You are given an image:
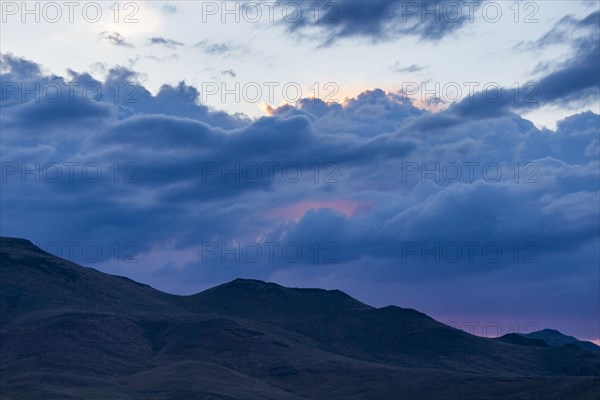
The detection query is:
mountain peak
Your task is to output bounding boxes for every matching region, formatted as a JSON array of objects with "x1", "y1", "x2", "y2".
[
  {"x1": 184, "y1": 277, "x2": 373, "y2": 317},
  {"x1": 536, "y1": 329, "x2": 562, "y2": 335},
  {"x1": 0, "y1": 236, "x2": 55, "y2": 263},
  {"x1": 521, "y1": 329, "x2": 600, "y2": 353},
  {"x1": 228, "y1": 277, "x2": 279, "y2": 287},
  {"x1": 221, "y1": 278, "x2": 355, "y2": 298},
  {"x1": 0, "y1": 236, "x2": 38, "y2": 249}
]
